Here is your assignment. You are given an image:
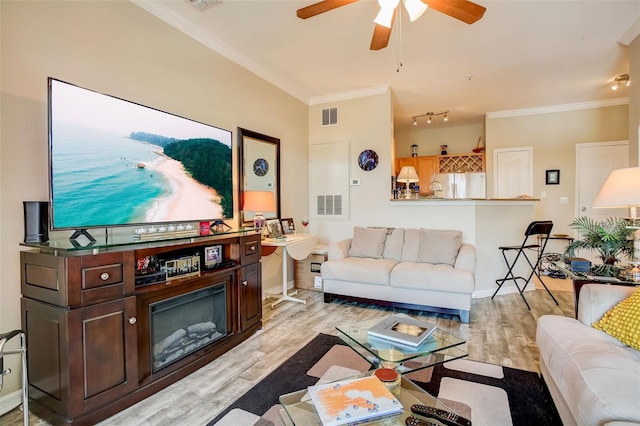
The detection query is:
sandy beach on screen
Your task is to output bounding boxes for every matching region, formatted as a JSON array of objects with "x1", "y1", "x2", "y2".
[{"x1": 143, "y1": 152, "x2": 223, "y2": 222}]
